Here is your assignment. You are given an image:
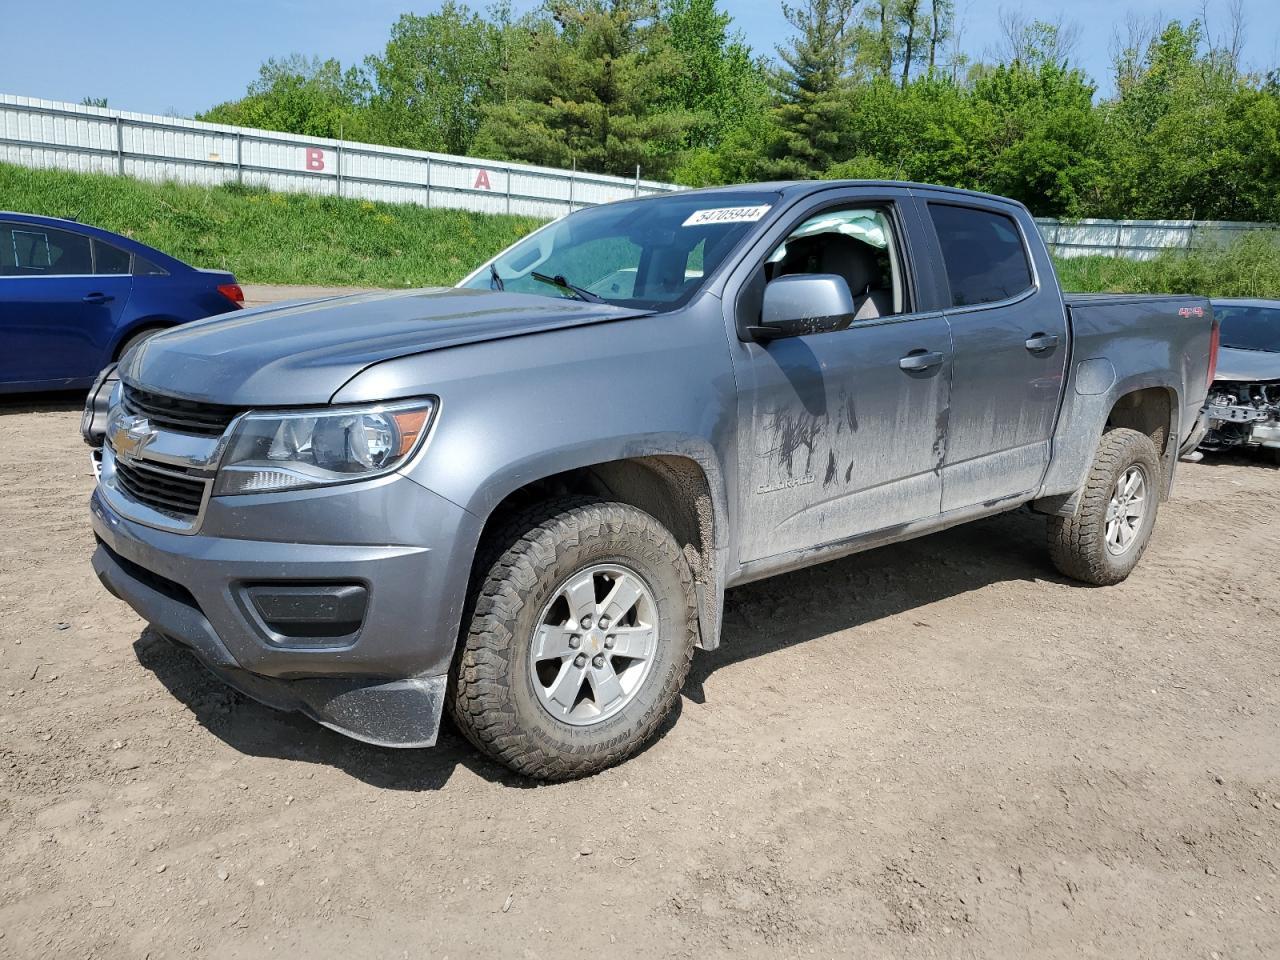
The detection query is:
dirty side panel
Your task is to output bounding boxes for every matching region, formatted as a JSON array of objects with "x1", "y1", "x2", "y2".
[{"x1": 733, "y1": 315, "x2": 953, "y2": 563}]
